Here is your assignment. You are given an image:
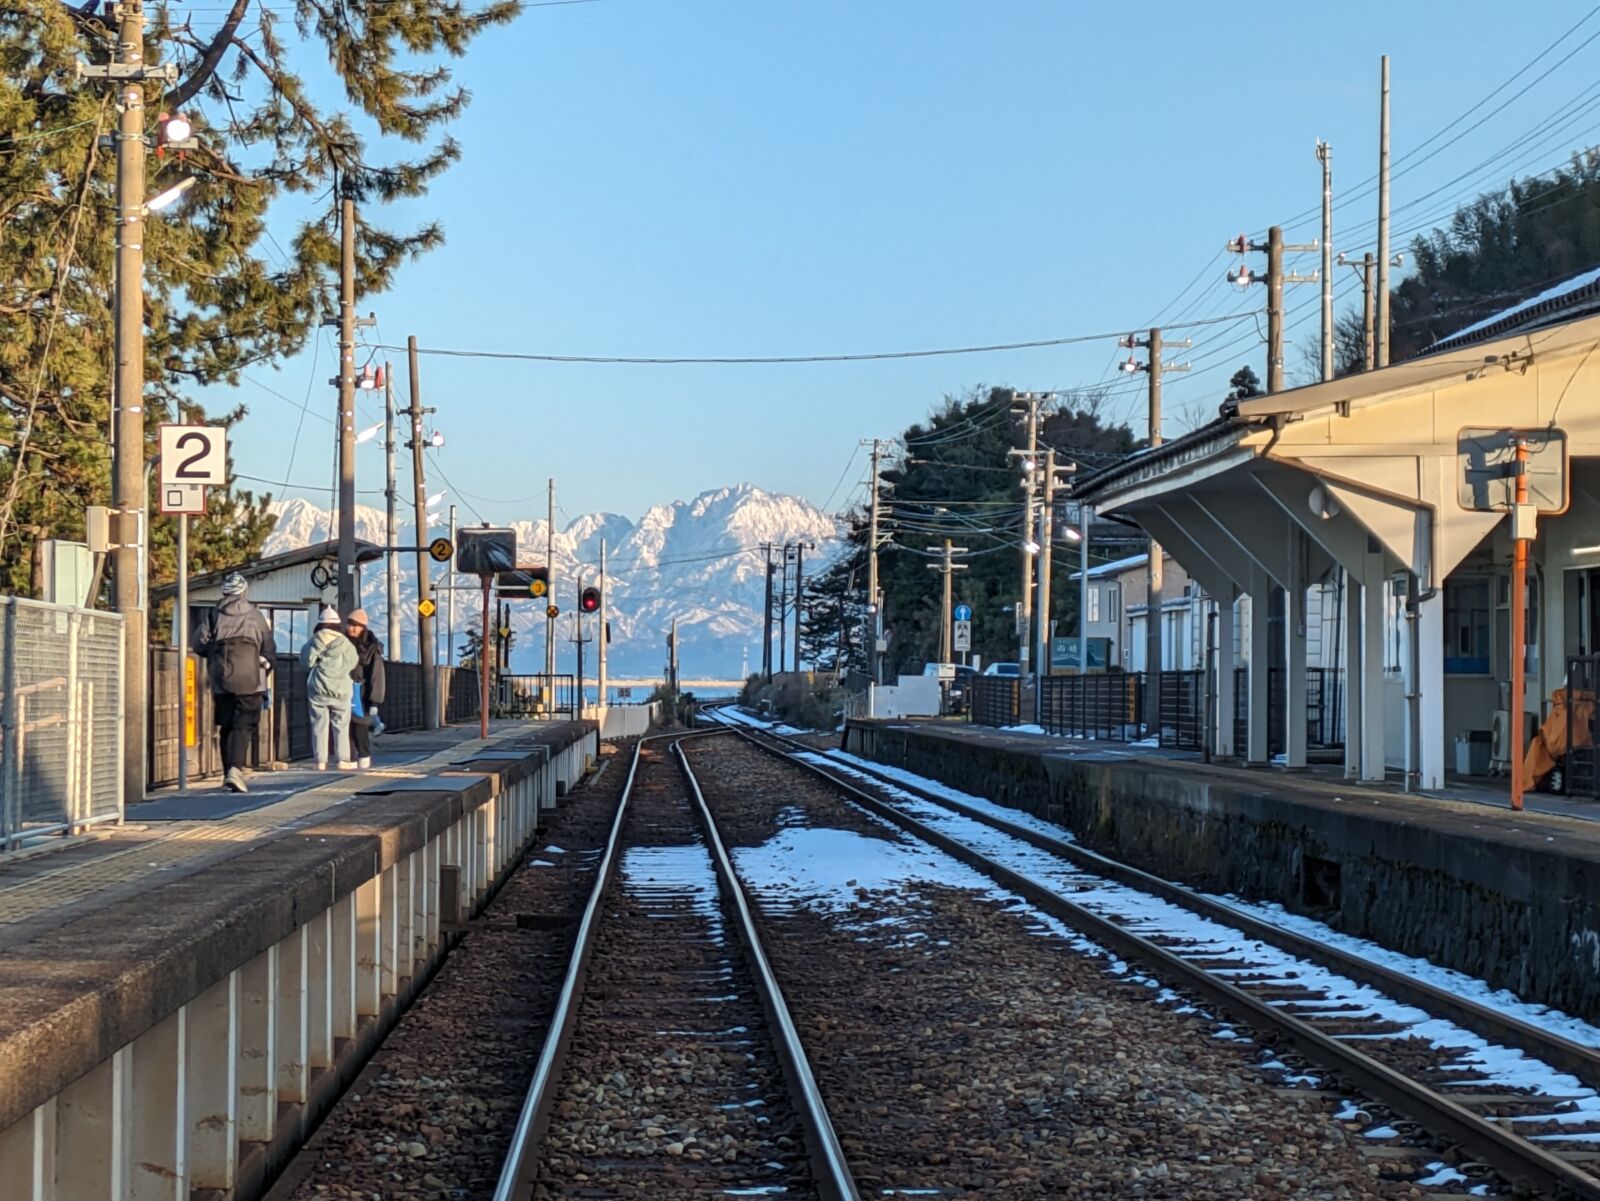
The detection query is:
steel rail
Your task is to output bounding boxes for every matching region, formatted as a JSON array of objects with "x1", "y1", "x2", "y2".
[
  {"x1": 673, "y1": 740, "x2": 863, "y2": 1201},
  {"x1": 720, "y1": 718, "x2": 1600, "y2": 1201},
  {"x1": 741, "y1": 723, "x2": 1600, "y2": 1095},
  {"x1": 490, "y1": 728, "x2": 723, "y2": 1201}
]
